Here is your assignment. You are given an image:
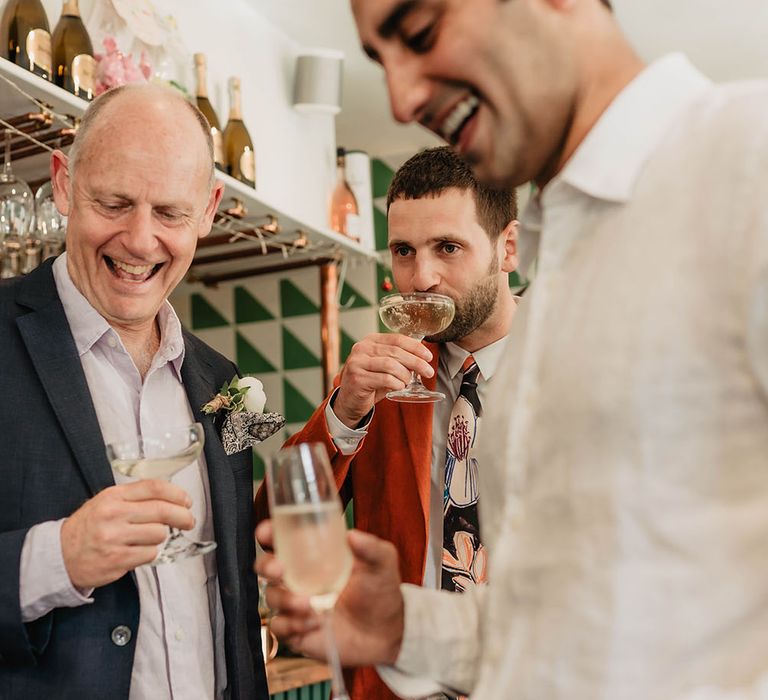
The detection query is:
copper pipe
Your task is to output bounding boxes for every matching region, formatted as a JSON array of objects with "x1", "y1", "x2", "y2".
[
  {"x1": 192, "y1": 245, "x2": 284, "y2": 265},
  {"x1": 187, "y1": 256, "x2": 336, "y2": 286},
  {"x1": 320, "y1": 262, "x2": 341, "y2": 395},
  {"x1": 4, "y1": 112, "x2": 51, "y2": 129}
]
